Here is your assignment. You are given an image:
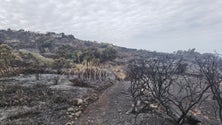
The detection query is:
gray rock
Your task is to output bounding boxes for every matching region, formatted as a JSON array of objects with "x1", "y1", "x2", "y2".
[
  {"x1": 67, "y1": 107, "x2": 74, "y2": 112},
  {"x1": 75, "y1": 98, "x2": 83, "y2": 106},
  {"x1": 74, "y1": 111, "x2": 82, "y2": 117}
]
